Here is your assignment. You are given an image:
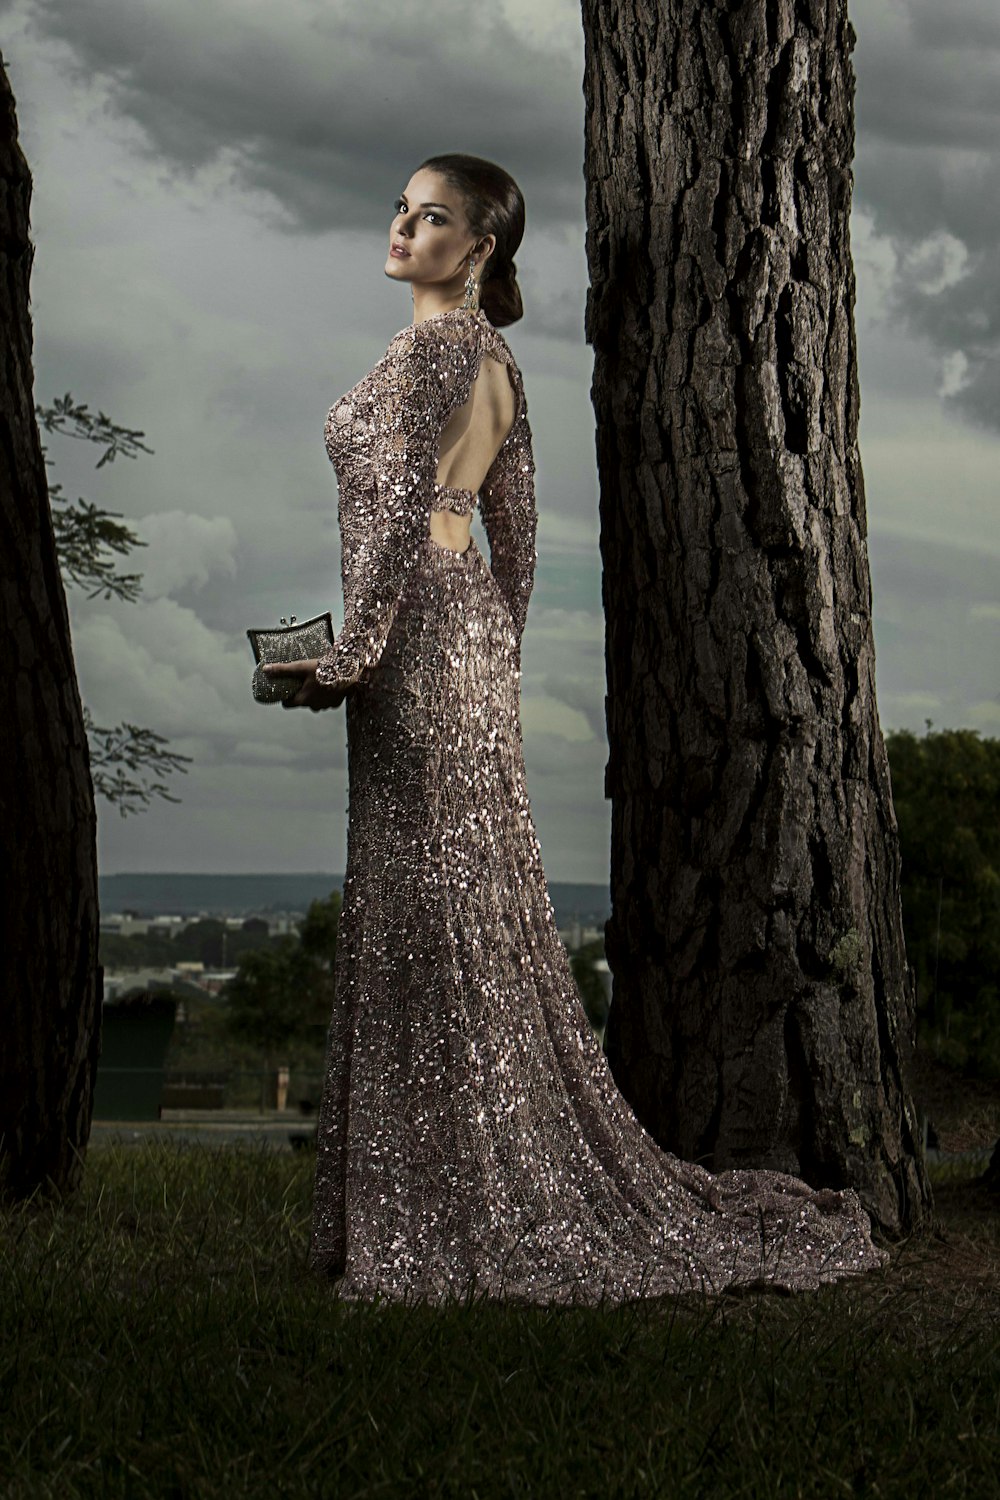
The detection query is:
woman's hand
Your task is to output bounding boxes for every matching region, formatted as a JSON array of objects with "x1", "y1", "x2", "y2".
[{"x1": 262, "y1": 659, "x2": 352, "y2": 711}]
